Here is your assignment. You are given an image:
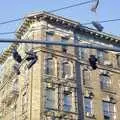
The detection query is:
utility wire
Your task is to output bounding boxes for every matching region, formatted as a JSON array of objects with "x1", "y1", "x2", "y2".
[
  {"x1": 83, "y1": 18, "x2": 120, "y2": 25},
  {"x1": 0, "y1": 0, "x2": 93, "y2": 26},
  {"x1": 49, "y1": 0, "x2": 93, "y2": 13},
  {"x1": 1, "y1": 18, "x2": 120, "y2": 35}
]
